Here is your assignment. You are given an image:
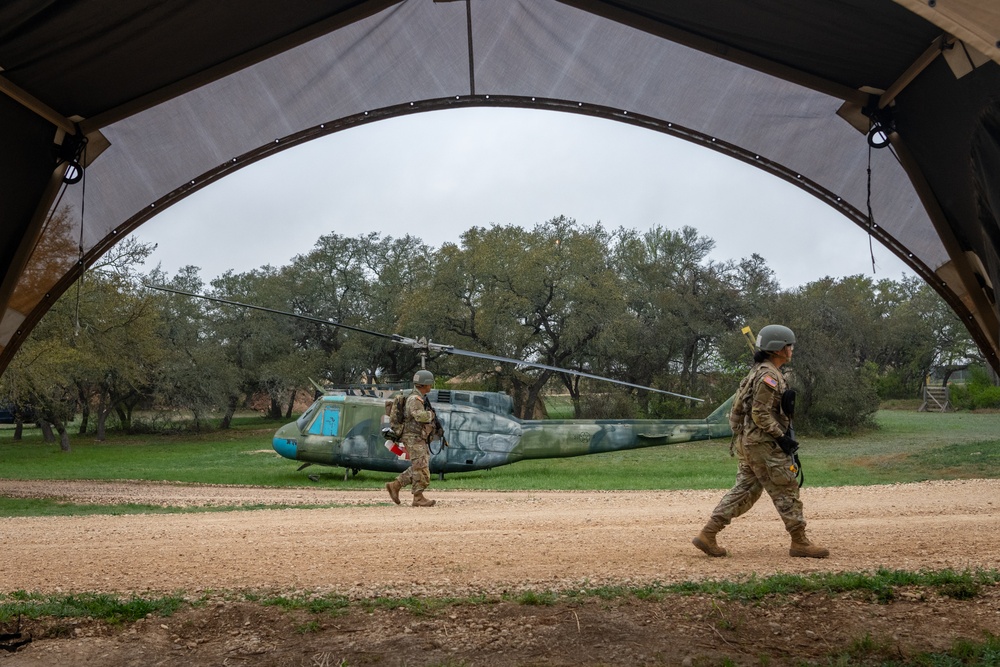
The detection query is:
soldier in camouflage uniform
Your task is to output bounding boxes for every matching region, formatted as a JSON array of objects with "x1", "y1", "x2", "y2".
[
  {"x1": 692, "y1": 325, "x2": 829, "y2": 559},
  {"x1": 385, "y1": 370, "x2": 439, "y2": 507}
]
